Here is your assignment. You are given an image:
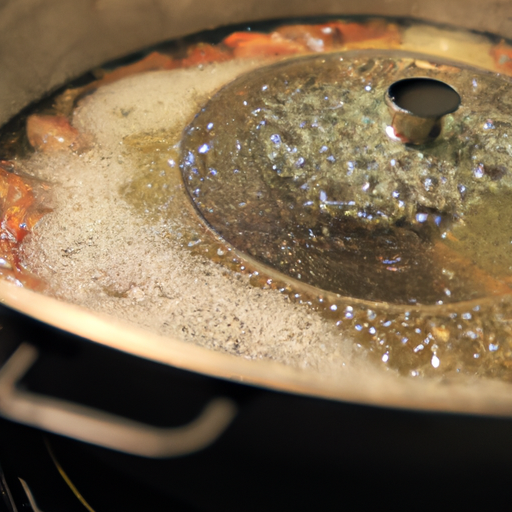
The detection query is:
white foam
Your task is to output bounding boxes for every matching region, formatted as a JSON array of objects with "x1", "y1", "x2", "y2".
[{"x1": 21, "y1": 60, "x2": 354, "y2": 375}]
